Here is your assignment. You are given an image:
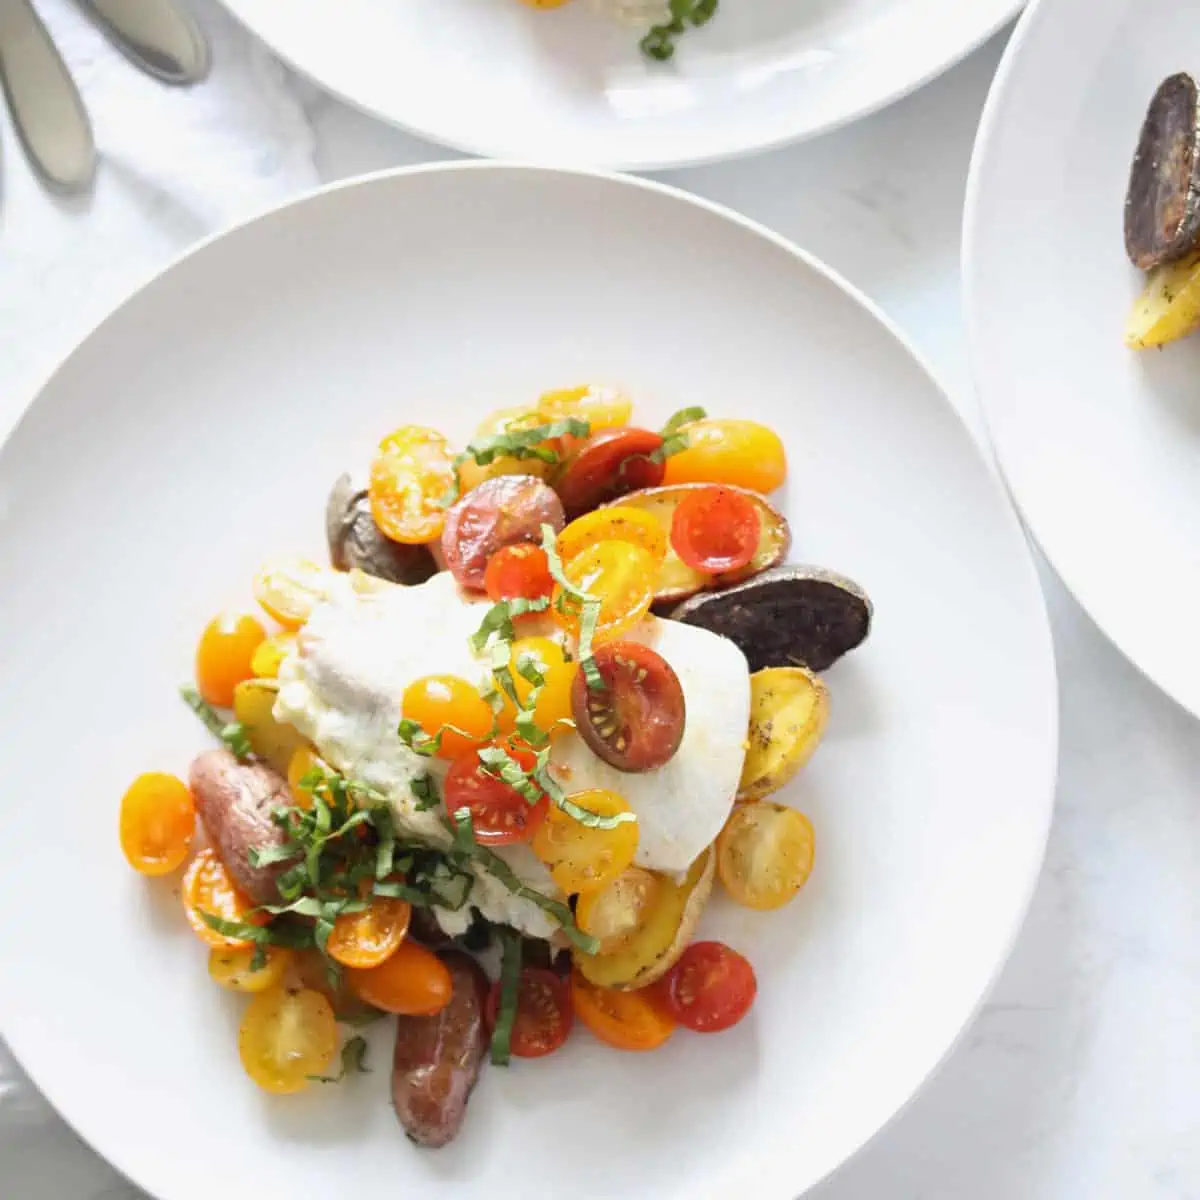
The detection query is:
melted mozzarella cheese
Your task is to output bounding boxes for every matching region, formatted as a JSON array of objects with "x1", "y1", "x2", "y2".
[{"x1": 274, "y1": 570, "x2": 749, "y2": 936}]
